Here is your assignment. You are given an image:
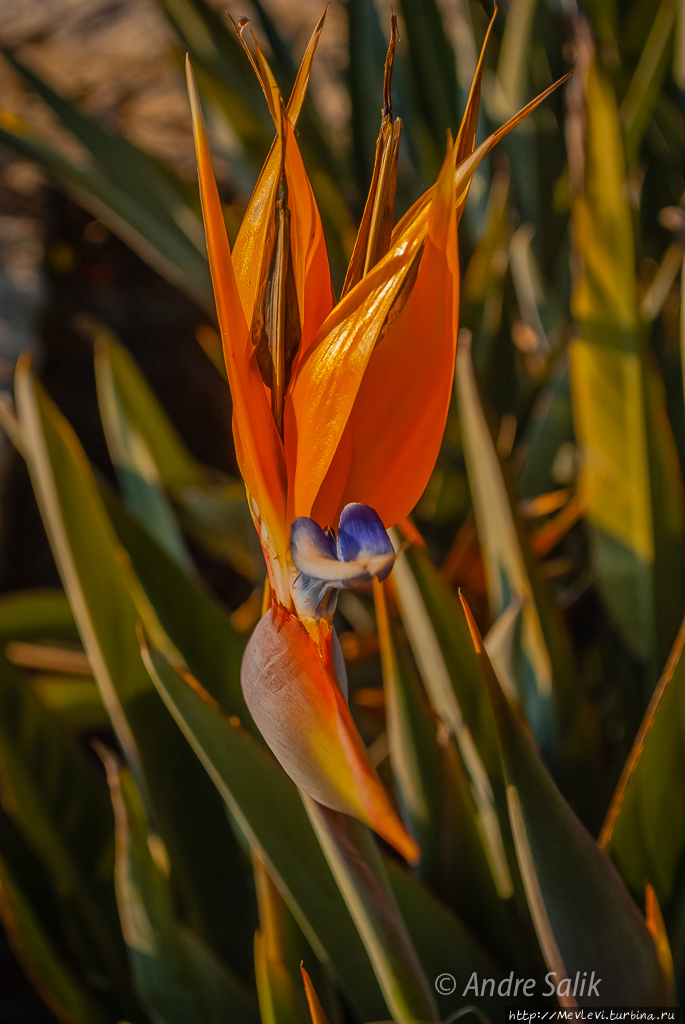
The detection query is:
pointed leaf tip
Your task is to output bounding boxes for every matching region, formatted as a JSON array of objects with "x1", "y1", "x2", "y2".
[
  {"x1": 301, "y1": 965, "x2": 331, "y2": 1024},
  {"x1": 459, "y1": 591, "x2": 485, "y2": 655}
]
